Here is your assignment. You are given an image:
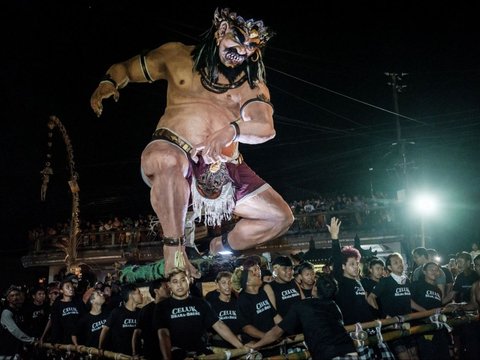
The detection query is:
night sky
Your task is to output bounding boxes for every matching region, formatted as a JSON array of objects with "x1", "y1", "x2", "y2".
[{"x1": 2, "y1": 1, "x2": 480, "y2": 280}]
